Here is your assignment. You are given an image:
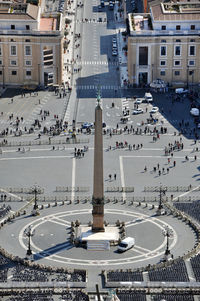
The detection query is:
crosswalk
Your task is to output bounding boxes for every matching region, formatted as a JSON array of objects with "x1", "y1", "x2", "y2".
[
  {"x1": 76, "y1": 85, "x2": 121, "y2": 90},
  {"x1": 121, "y1": 98, "x2": 130, "y2": 121},
  {"x1": 76, "y1": 20, "x2": 110, "y2": 24},
  {"x1": 75, "y1": 61, "x2": 119, "y2": 66}
]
